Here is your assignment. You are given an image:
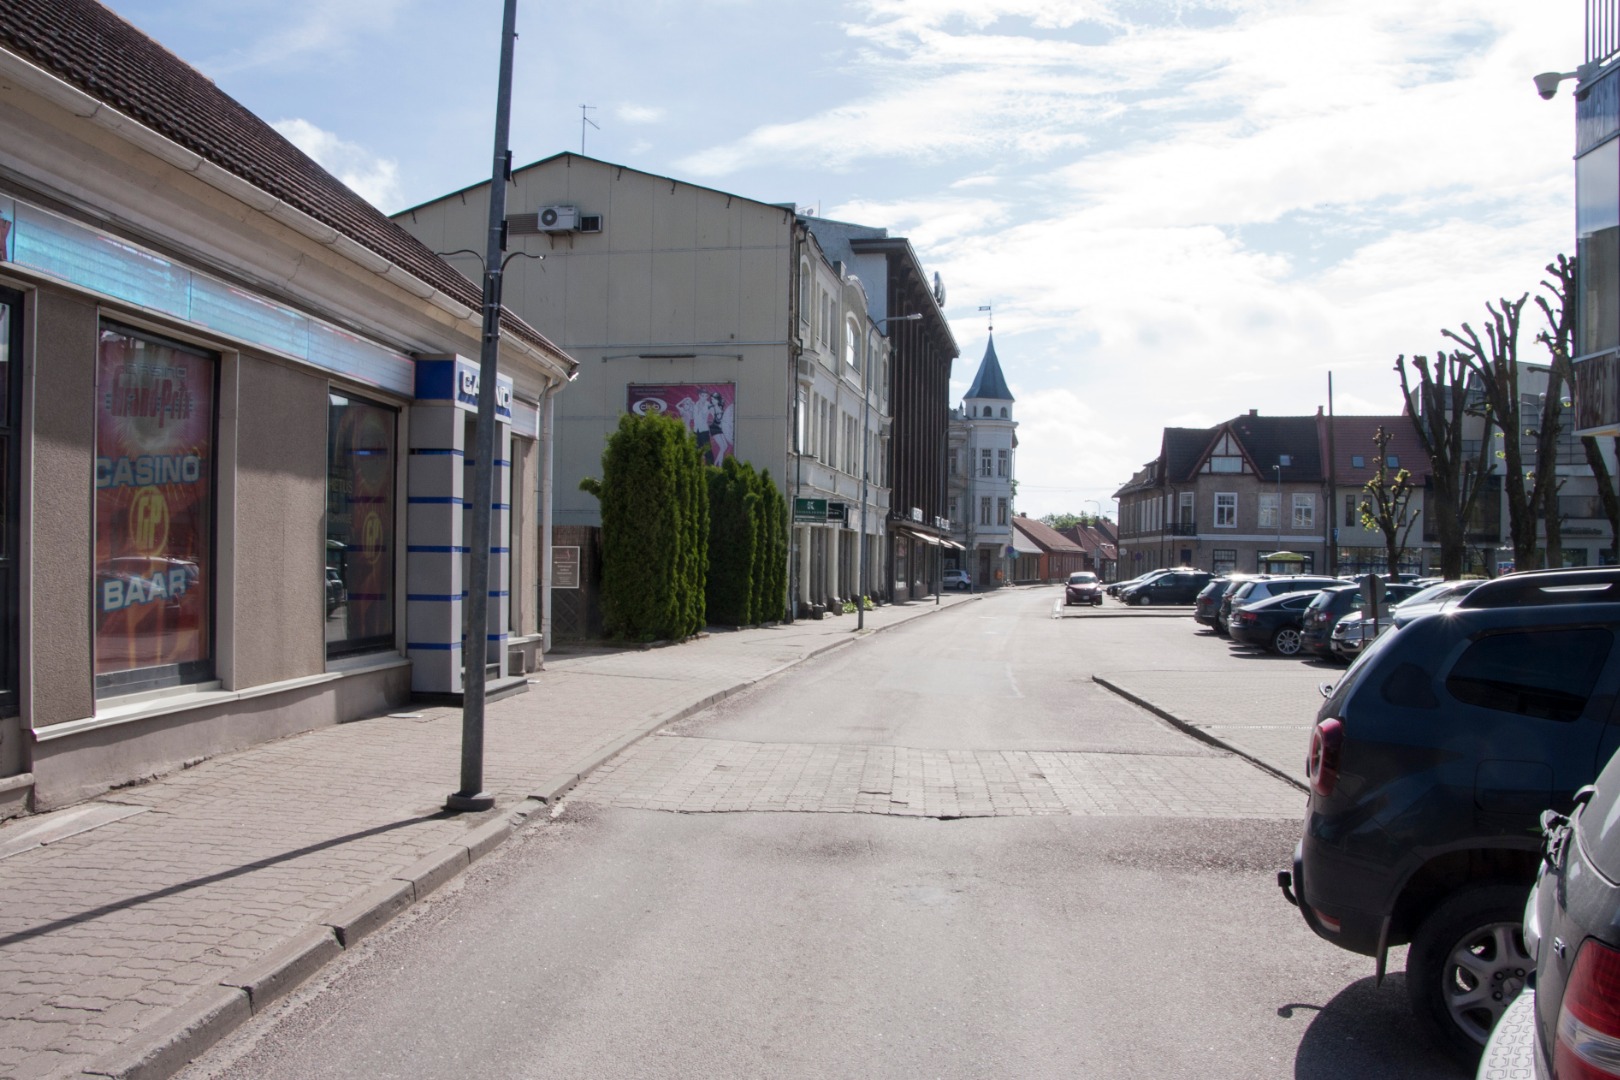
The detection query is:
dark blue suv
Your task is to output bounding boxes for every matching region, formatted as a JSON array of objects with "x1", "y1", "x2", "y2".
[{"x1": 1281, "y1": 583, "x2": 1620, "y2": 1062}]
